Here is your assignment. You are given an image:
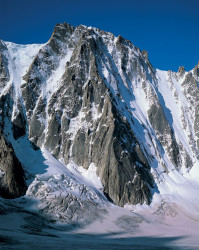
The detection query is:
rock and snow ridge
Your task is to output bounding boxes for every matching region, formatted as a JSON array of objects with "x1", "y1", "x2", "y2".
[{"x1": 0, "y1": 23, "x2": 199, "y2": 237}]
